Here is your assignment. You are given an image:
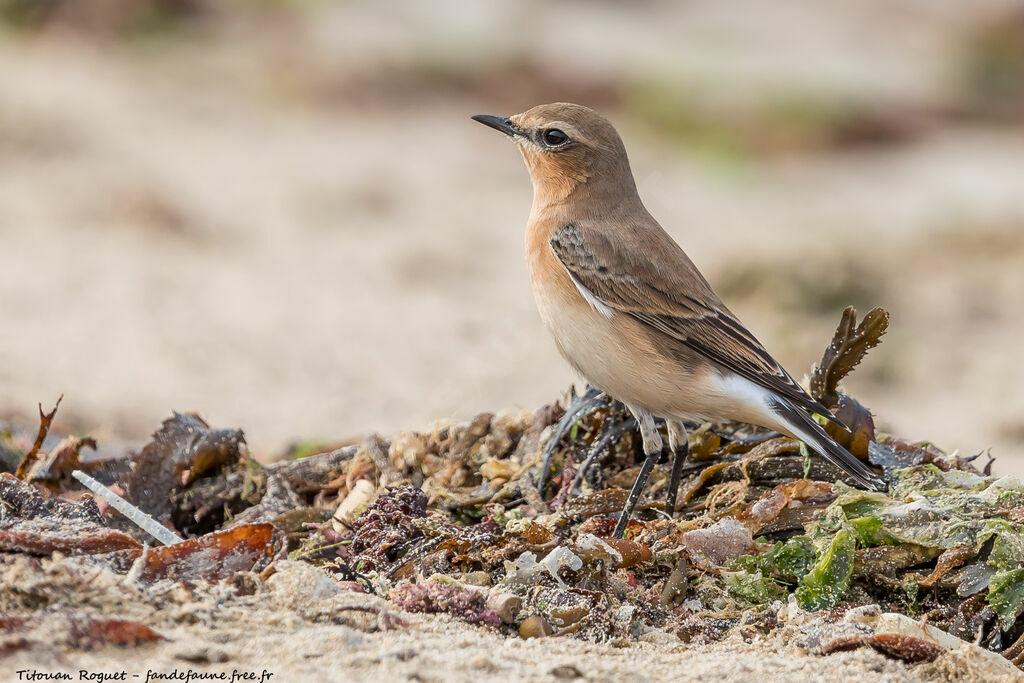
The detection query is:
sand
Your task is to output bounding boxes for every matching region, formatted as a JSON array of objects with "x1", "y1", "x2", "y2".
[{"x1": 7, "y1": 557, "x2": 1014, "y2": 683}]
